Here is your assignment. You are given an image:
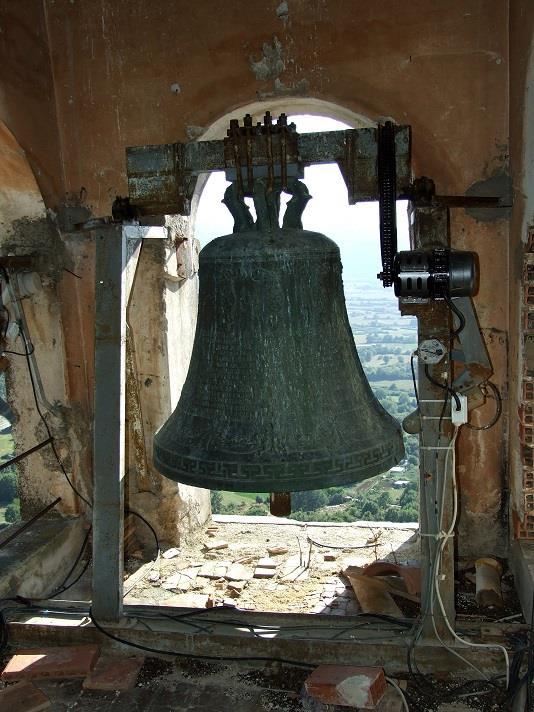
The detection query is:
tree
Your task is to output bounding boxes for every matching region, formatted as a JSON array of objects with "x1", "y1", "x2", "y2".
[
  {"x1": 0, "y1": 473, "x2": 17, "y2": 504},
  {"x1": 377, "y1": 491, "x2": 391, "y2": 508},
  {"x1": 244, "y1": 504, "x2": 268, "y2": 516},
  {"x1": 361, "y1": 500, "x2": 379, "y2": 519},
  {"x1": 292, "y1": 490, "x2": 328, "y2": 512},
  {"x1": 210, "y1": 490, "x2": 223, "y2": 513},
  {"x1": 4, "y1": 500, "x2": 20, "y2": 523}
]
